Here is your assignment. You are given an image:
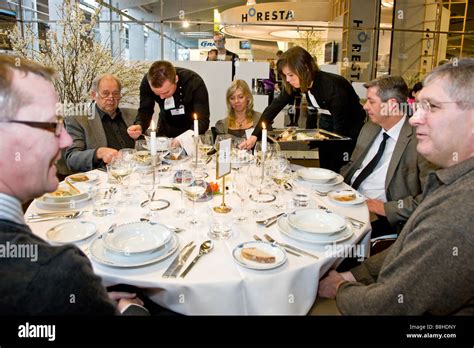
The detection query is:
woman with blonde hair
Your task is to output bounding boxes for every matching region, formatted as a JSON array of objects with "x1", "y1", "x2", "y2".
[{"x1": 215, "y1": 79, "x2": 262, "y2": 138}]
